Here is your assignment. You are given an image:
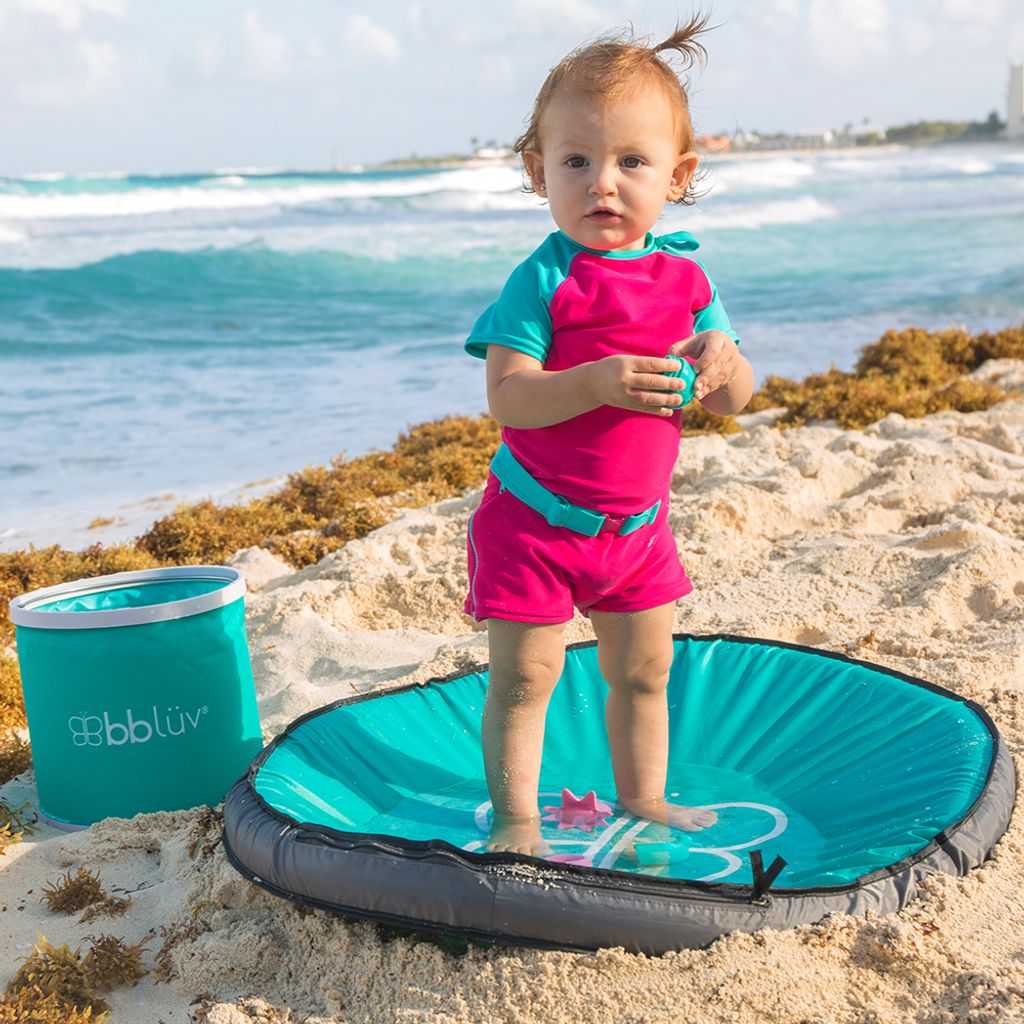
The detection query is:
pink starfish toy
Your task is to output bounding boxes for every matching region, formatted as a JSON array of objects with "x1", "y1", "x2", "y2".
[{"x1": 542, "y1": 788, "x2": 613, "y2": 831}]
